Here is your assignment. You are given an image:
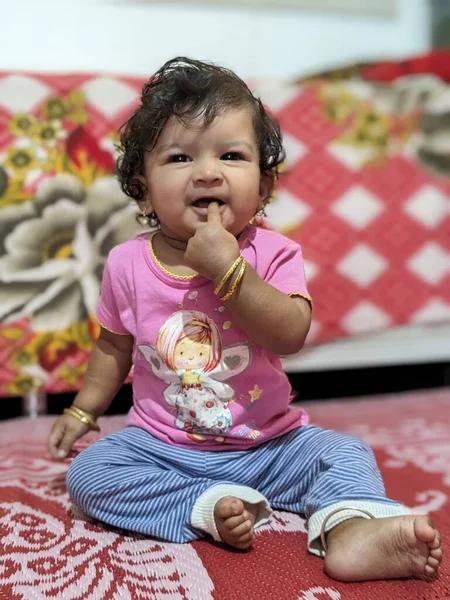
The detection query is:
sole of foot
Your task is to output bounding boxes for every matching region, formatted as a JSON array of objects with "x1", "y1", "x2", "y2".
[{"x1": 324, "y1": 514, "x2": 442, "y2": 582}]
